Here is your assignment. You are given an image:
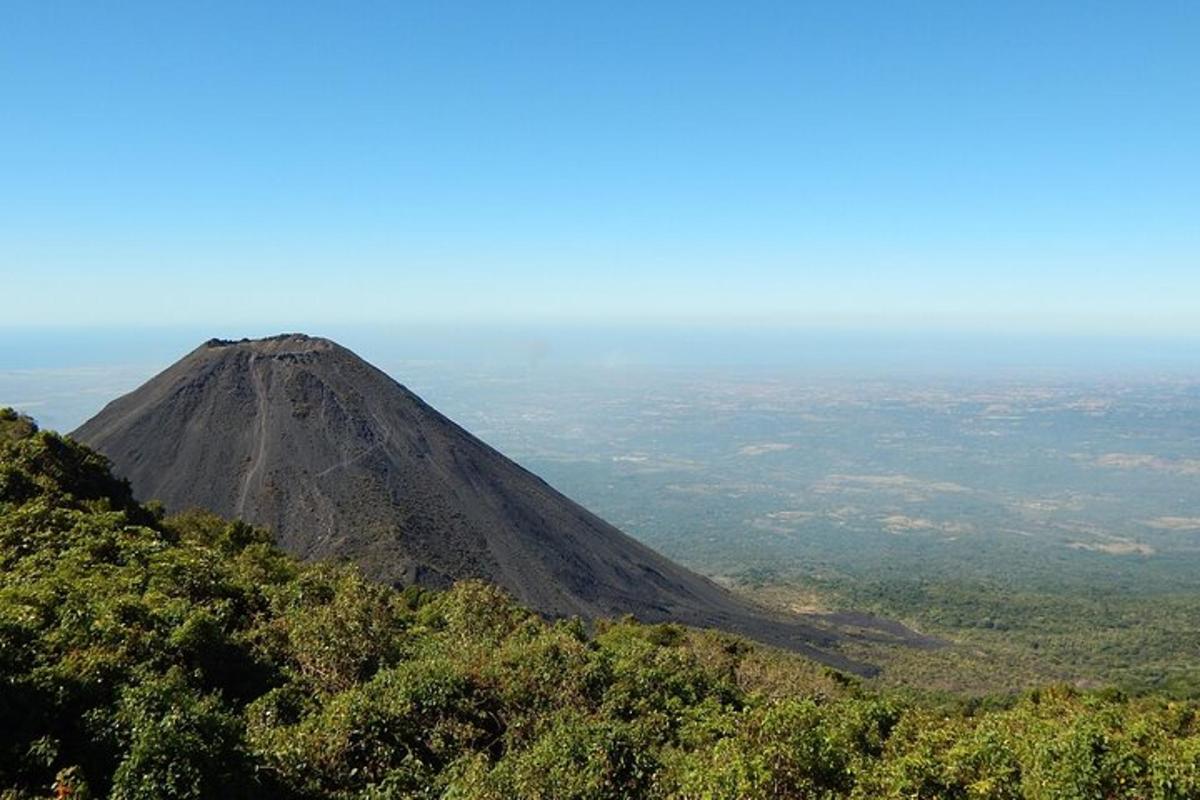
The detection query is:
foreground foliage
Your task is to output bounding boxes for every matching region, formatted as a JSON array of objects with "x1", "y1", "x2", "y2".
[{"x1": 2, "y1": 408, "x2": 1200, "y2": 799}]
